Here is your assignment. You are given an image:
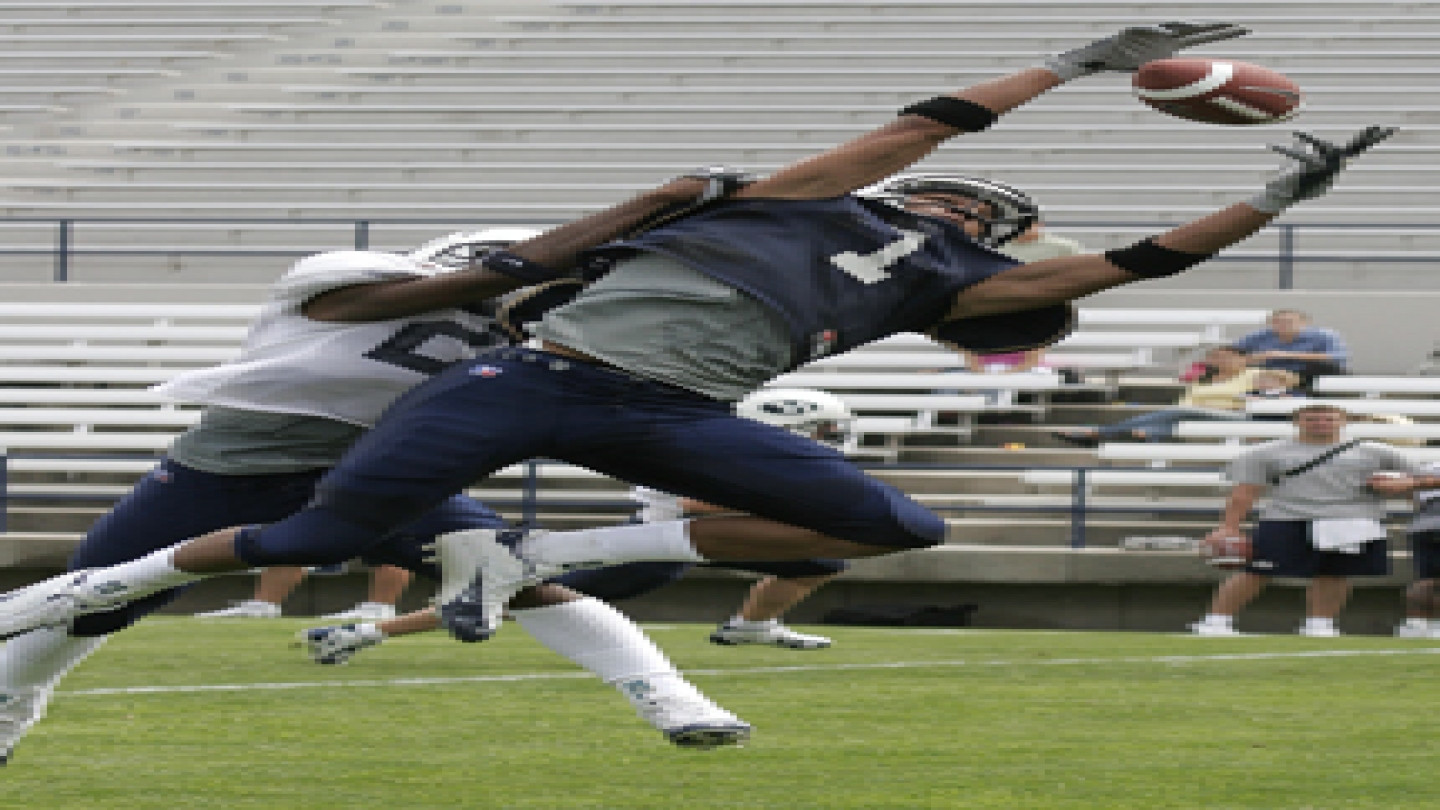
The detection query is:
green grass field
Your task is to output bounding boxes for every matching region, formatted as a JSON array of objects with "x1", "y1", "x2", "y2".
[{"x1": 4, "y1": 619, "x2": 1439, "y2": 809}]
